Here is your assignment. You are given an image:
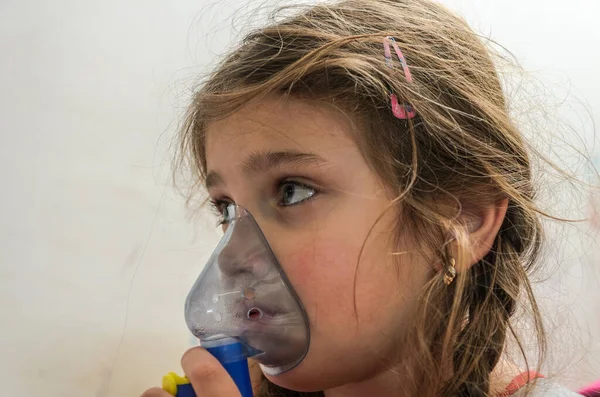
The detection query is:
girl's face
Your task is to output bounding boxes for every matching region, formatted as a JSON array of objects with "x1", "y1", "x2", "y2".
[{"x1": 204, "y1": 96, "x2": 431, "y2": 391}]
